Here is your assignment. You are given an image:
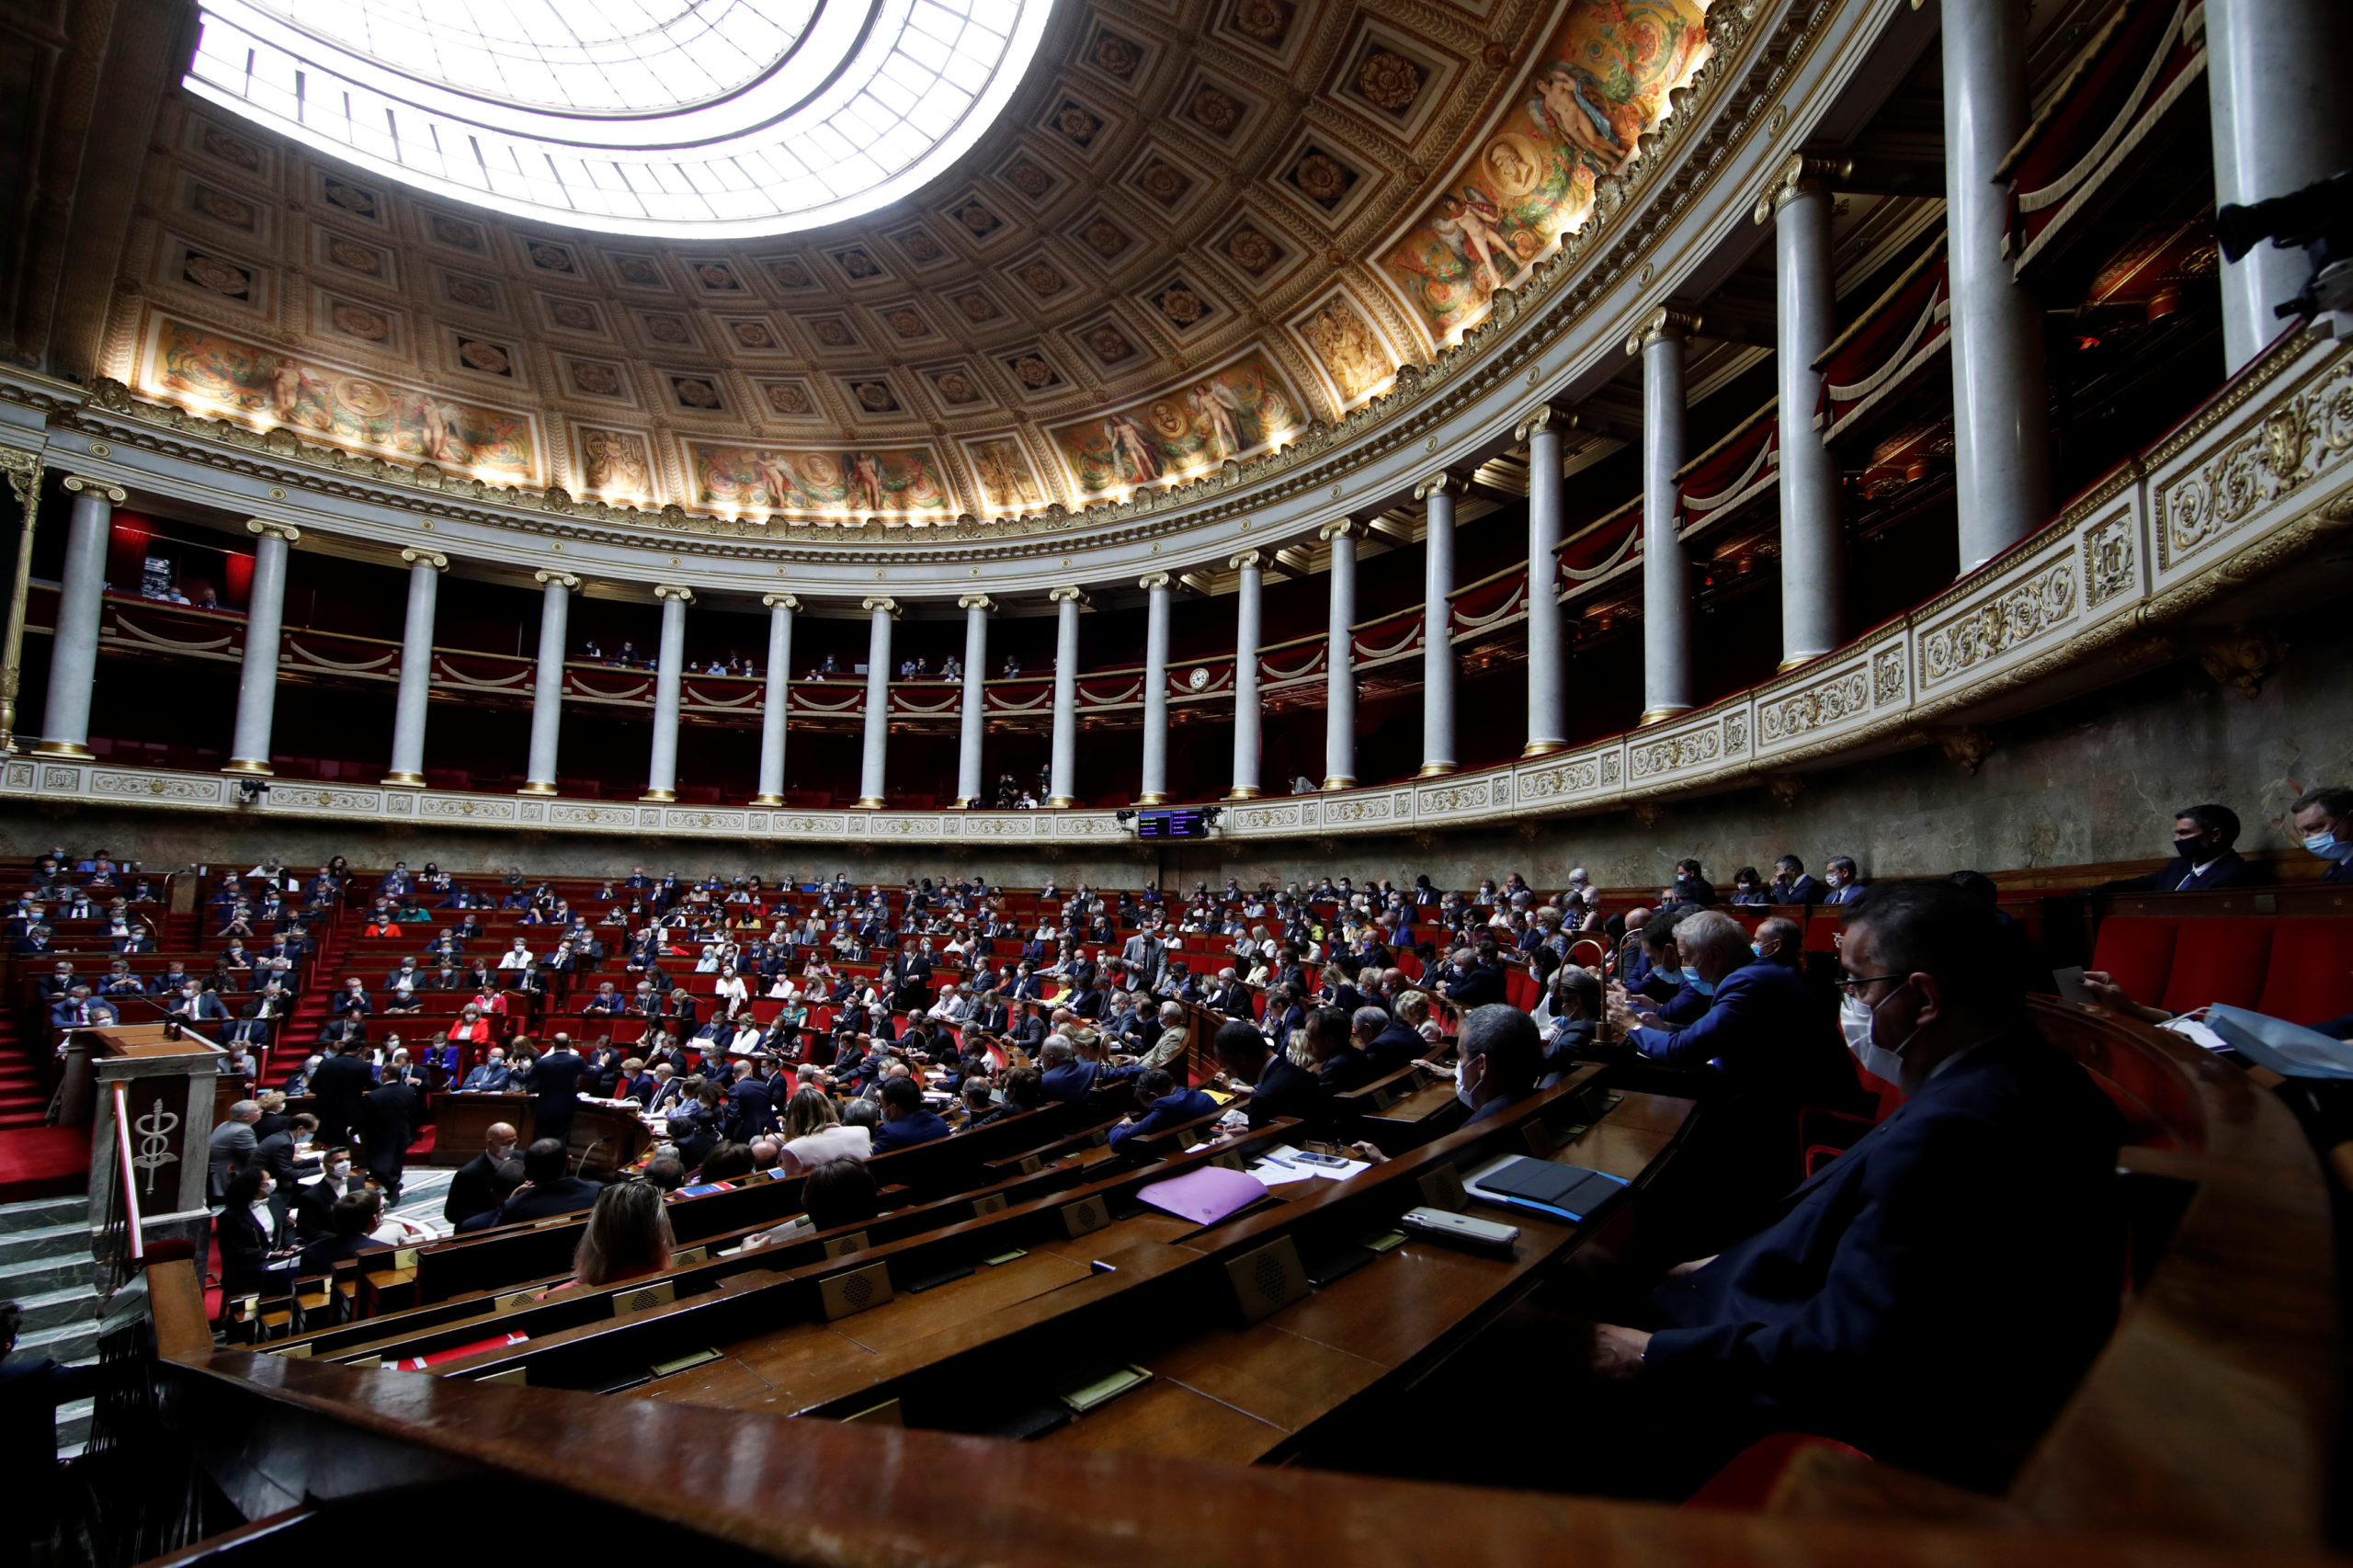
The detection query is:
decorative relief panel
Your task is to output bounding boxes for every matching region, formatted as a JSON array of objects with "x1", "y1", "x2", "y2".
[
  {"x1": 419, "y1": 795, "x2": 517, "y2": 820},
  {"x1": 6, "y1": 763, "x2": 34, "y2": 790},
  {"x1": 1417, "y1": 780, "x2": 1492, "y2": 815},
  {"x1": 1759, "y1": 671, "x2": 1869, "y2": 742},
  {"x1": 665, "y1": 810, "x2": 748, "y2": 832},
  {"x1": 1872, "y1": 647, "x2": 1906, "y2": 709},
  {"x1": 90, "y1": 769, "x2": 220, "y2": 801},
  {"x1": 875, "y1": 816, "x2": 944, "y2": 836},
  {"x1": 1722, "y1": 713, "x2": 1747, "y2": 757},
  {"x1": 1920, "y1": 562, "x2": 2077, "y2": 687},
  {"x1": 2082, "y1": 508, "x2": 2138, "y2": 606},
  {"x1": 962, "y1": 816, "x2": 1037, "y2": 837},
  {"x1": 41, "y1": 767, "x2": 83, "y2": 791},
  {"x1": 264, "y1": 785, "x2": 384, "y2": 812},
  {"x1": 548, "y1": 804, "x2": 637, "y2": 827},
  {"x1": 1228, "y1": 804, "x2": 1303, "y2": 832},
  {"x1": 1321, "y1": 794, "x2": 1391, "y2": 824},
  {"x1": 1518, "y1": 757, "x2": 1600, "y2": 799},
  {"x1": 1054, "y1": 815, "x2": 1125, "y2": 837},
  {"x1": 1629, "y1": 726, "x2": 1721, "y2": 780},
  {"x1": 773, "y1": 815, "x2": 850, "y2": 835},
  {"x1": 2157, "y1": 359, "x2": 2353, "y2": 572}
]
